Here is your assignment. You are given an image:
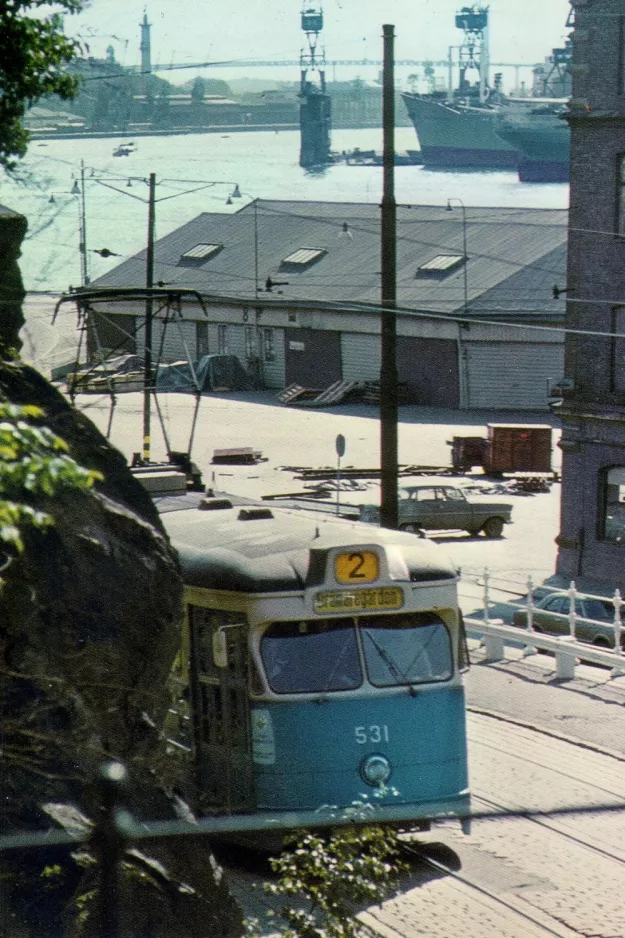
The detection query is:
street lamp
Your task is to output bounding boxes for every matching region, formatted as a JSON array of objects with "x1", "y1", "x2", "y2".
[
  {"x1": 228, "y1": 189, "x2": 265, "y2": 387},
  {"x1": 227, "y1": 188, "x2": 261, "y2": 296},
  {"x1": 84, "y1": 172, "x2": 240, "y2": 462},
  {"x1": 71, "y1": 160, "x2": 90, "y2": 287},
  {"x1": 446, "y1": 197, "x2": 469, "y2": 409},
  {"x1": 446, "y1": 198, "x2": 468, "y2": 317}
]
